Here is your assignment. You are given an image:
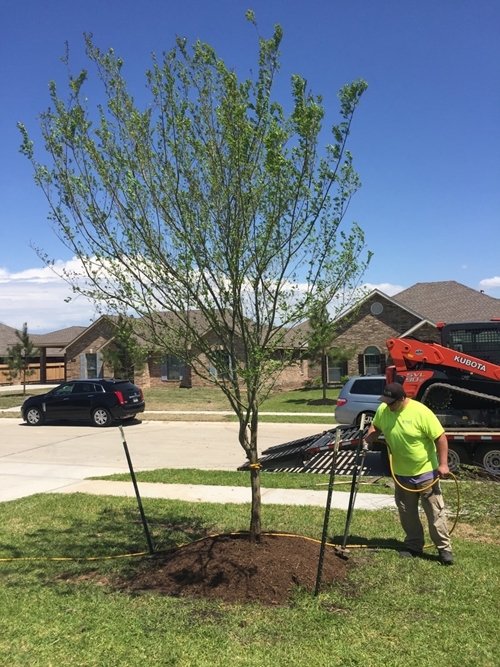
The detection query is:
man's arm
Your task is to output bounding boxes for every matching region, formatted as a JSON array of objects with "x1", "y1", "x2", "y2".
[
  {"x1": 435, "y1": 432, "x2": 450, "y2": 478},
  {"x1": 364, "y1": 423, "x2": 382, "y2": 448}
]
